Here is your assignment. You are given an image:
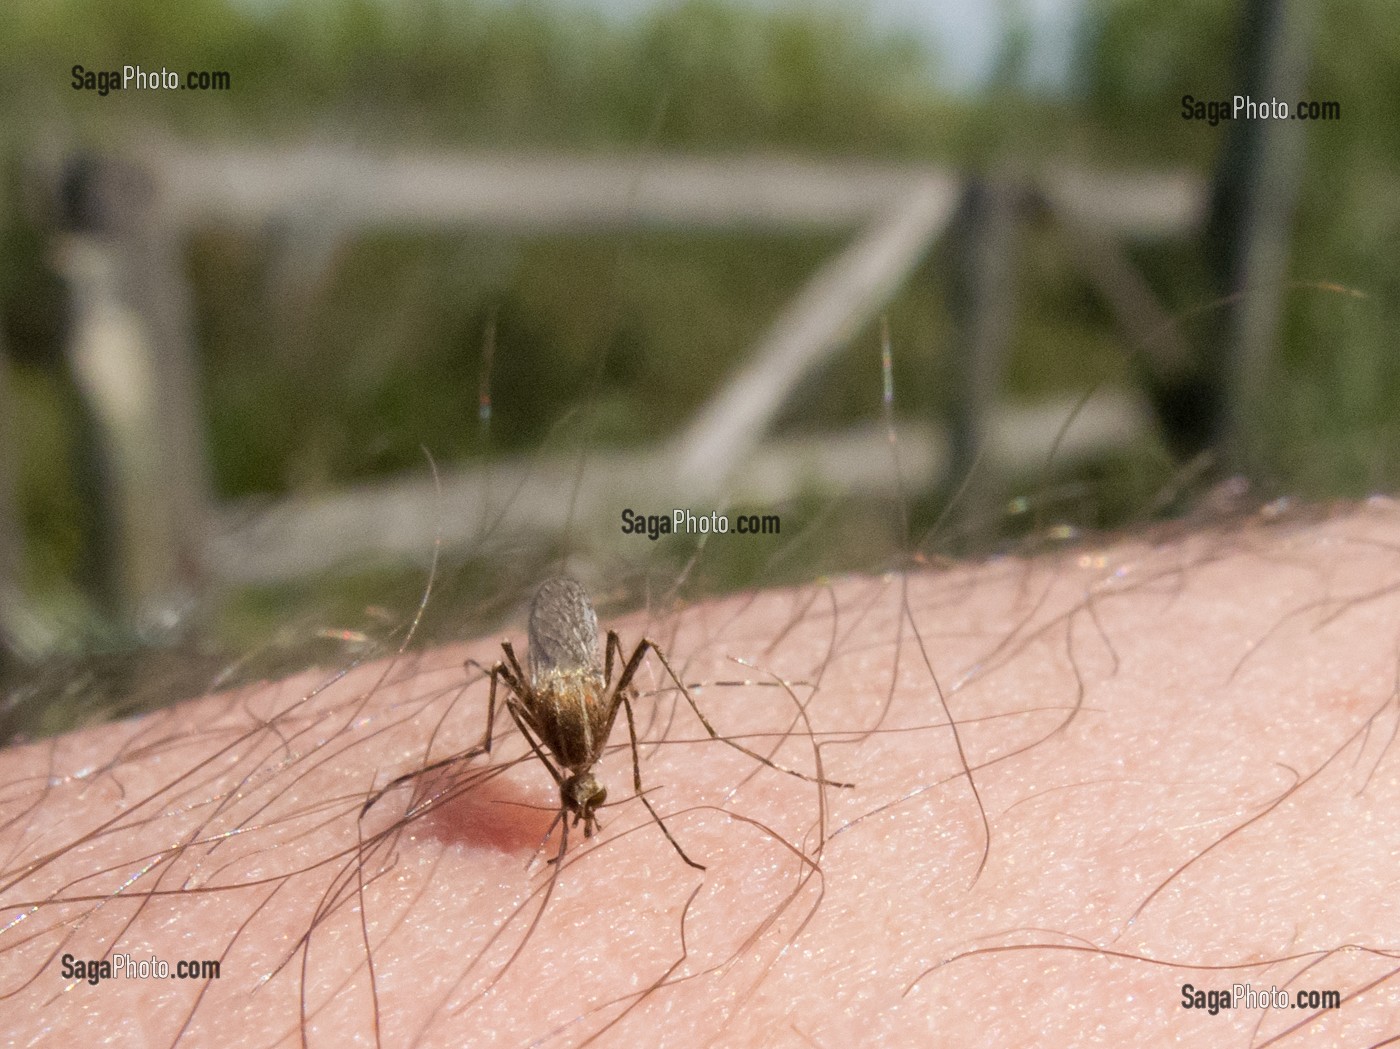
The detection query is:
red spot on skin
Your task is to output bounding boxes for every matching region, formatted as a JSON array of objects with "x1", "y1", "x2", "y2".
[{"x1": 419, "y1": 778, "x2": 558, "y2": 854}]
